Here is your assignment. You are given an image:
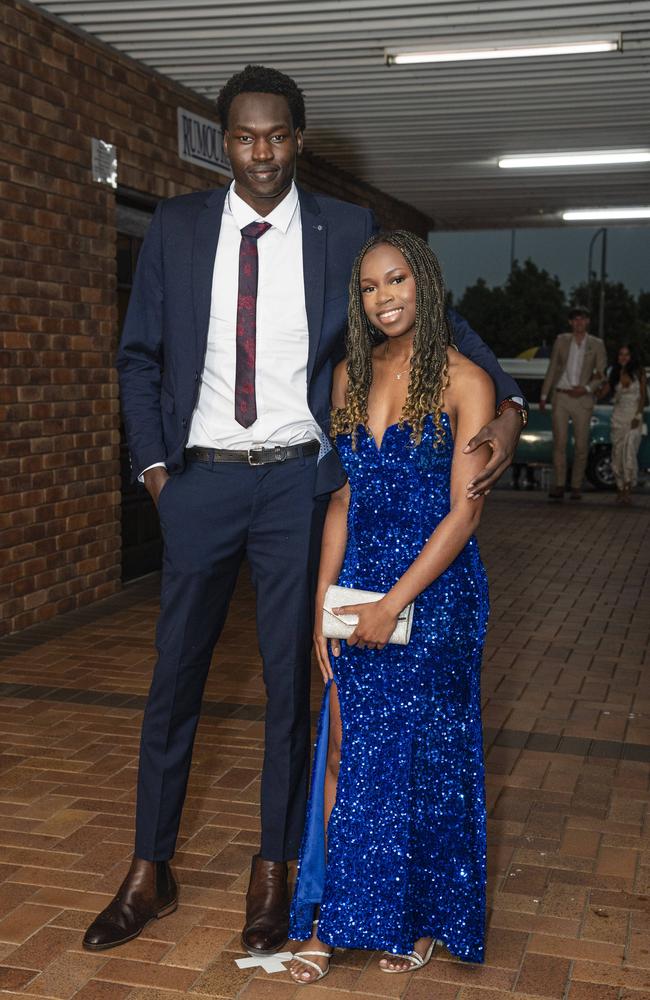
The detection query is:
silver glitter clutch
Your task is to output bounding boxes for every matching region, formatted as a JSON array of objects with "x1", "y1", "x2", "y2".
[{"x1": 322, "y1": 584, "x2": 414, "y2": 646}]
